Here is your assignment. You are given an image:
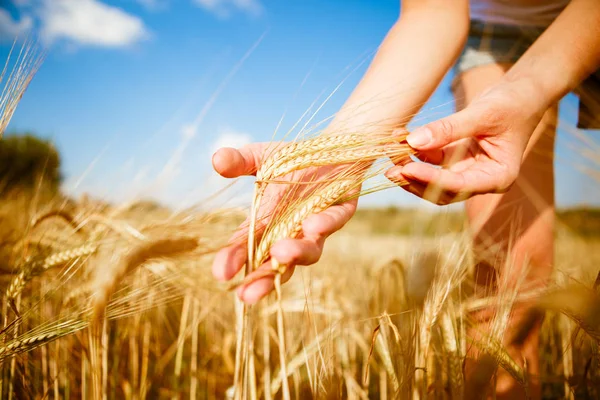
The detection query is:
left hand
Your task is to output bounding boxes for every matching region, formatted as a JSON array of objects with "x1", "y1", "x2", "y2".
[
  {"x1": 211, "y1": 143, "x2": 358, "y2": 304},
  {"x1": 385, "y1": 83, "x2": 547, "y2": 204}
]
